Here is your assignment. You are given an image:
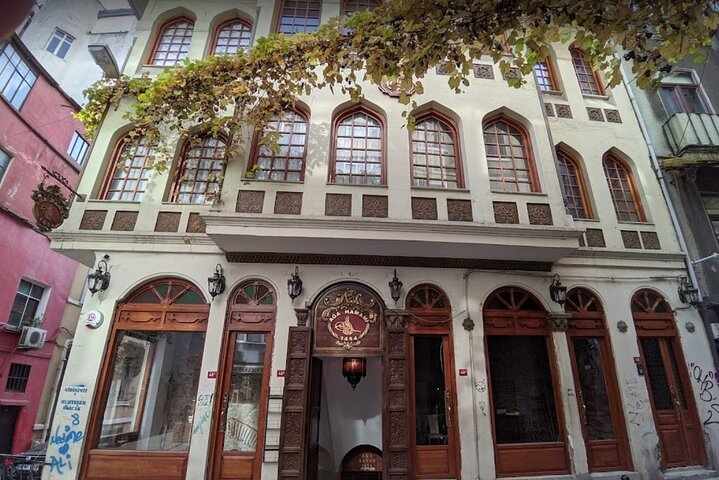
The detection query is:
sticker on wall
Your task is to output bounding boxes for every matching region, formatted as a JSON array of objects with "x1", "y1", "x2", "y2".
[
  {"x1": 458, "y1": 369, "x2": 468, "y2": 376},
  {"x1": 83, "y1": 310, "x2": 103, "y2": 329},
  {"x1": 277, "y1": 370, "x2": 286, "y2": 377},
  {"x1": 207, "y1": 371, "x2": 218, "y2": 379}
]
